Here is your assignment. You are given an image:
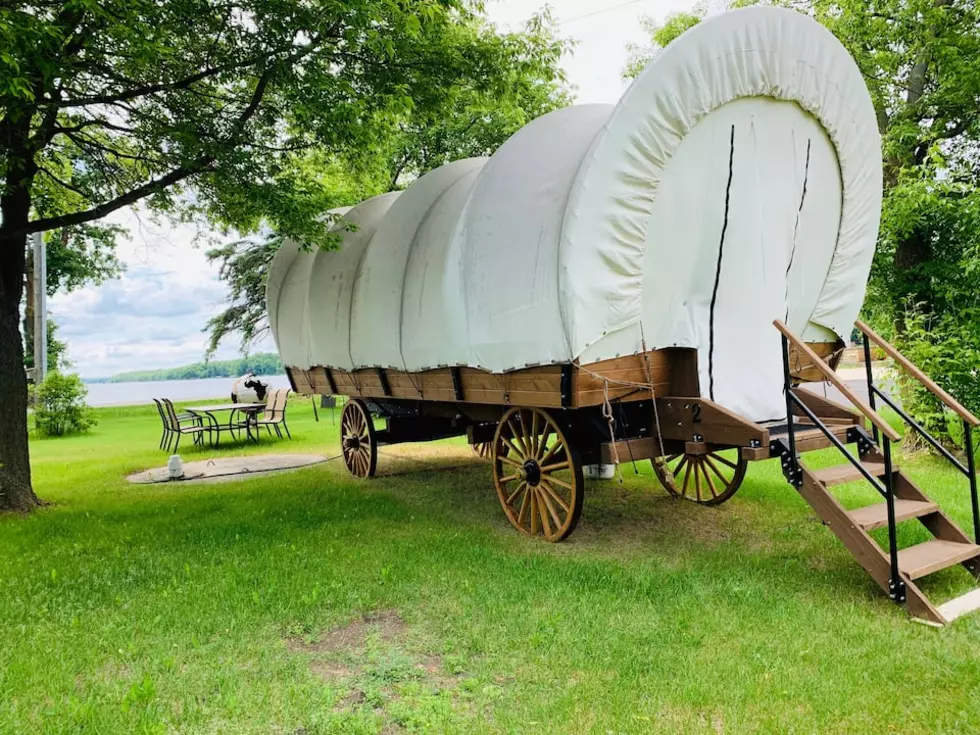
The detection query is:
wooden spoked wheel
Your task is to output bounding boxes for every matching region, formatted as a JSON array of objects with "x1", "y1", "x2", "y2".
[
  {"x1": 473, "y1": 441, "x2": 493, "y2": 459},
  {"x1": 653, "y1": 448, "x2": 747, "y2": 505},
  {"x1": 341, "y1": 399, "x2": 377, "y2": 478},
  {"x1": 473, "y1": 441, "x2": 508, "y2": 460},
  {"x1": 492, "y1": 407, "x2": 584, "y2": 542}
]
